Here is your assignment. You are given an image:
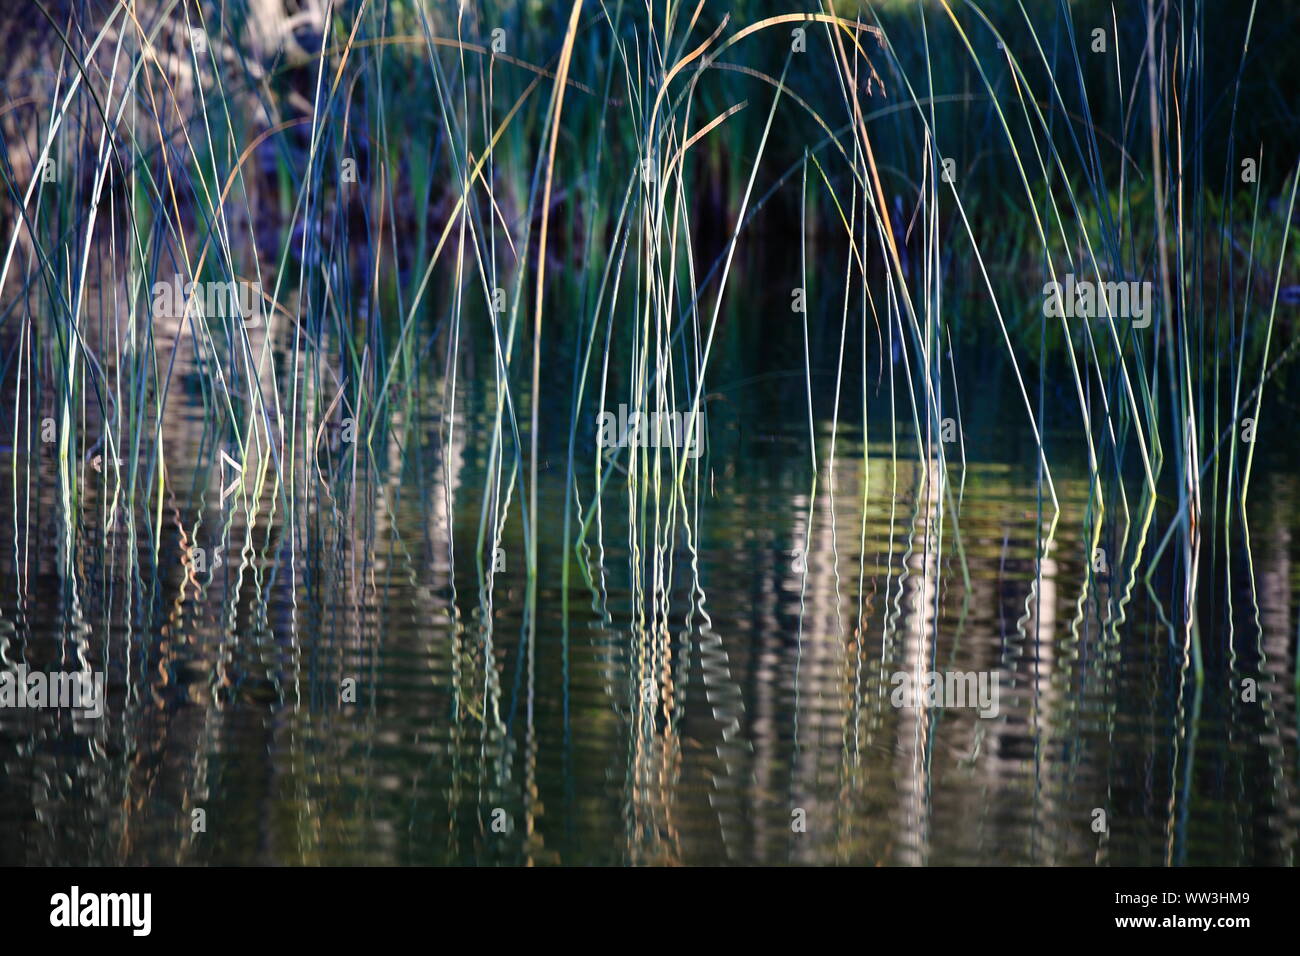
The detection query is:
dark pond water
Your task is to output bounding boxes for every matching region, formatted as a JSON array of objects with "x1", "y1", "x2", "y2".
[{"x1": 1, "y1": 305, "x2": 1297, "y2": 867}]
